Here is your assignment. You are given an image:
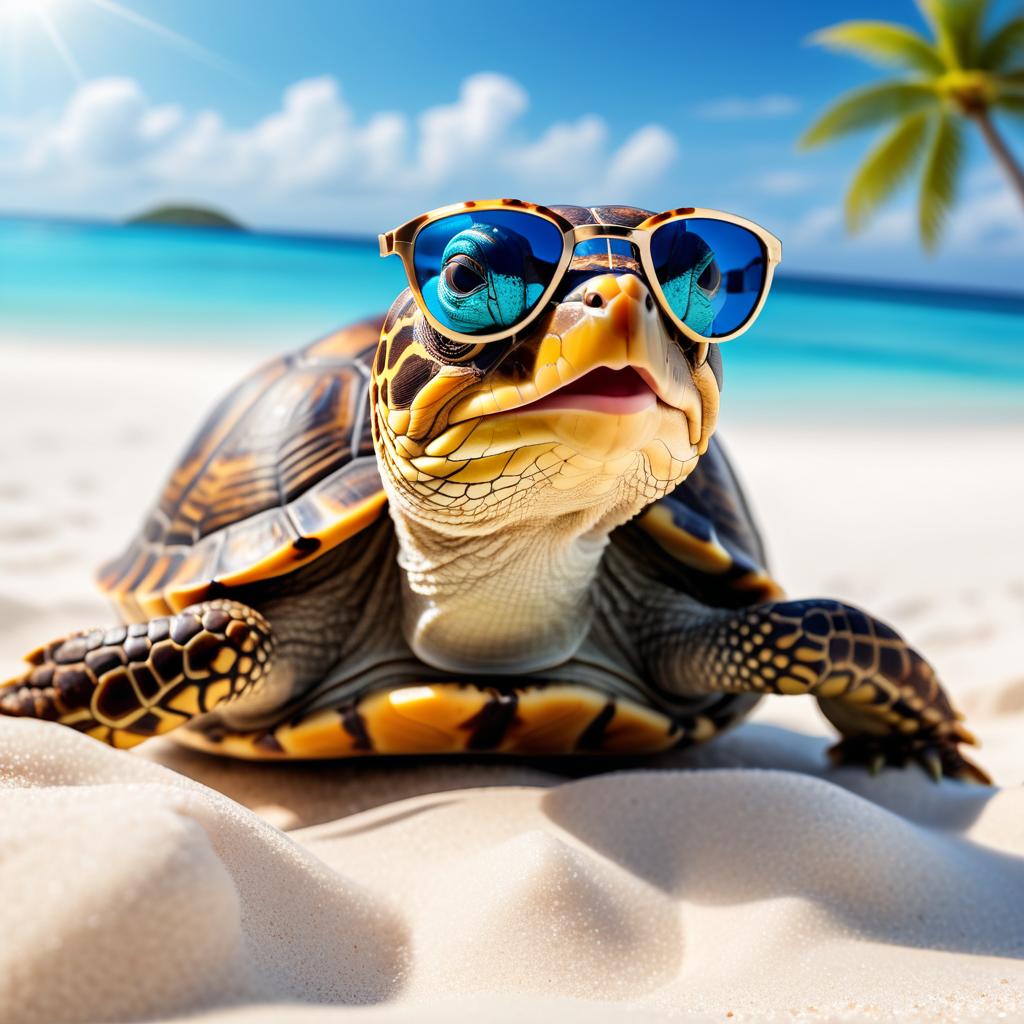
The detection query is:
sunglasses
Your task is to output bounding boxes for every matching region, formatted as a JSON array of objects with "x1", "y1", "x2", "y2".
[{"x1": 379, "y1": 199, "x2": 782, "y2": 346}]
